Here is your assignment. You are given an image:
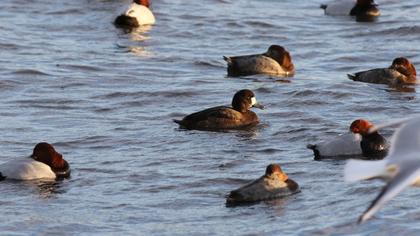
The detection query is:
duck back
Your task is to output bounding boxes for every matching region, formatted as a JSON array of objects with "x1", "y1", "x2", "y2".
[
  {"x1": 225, "y1": 55, "x2": 290, "y2": 77},
  {"x1": 174, "y1": 106, "x2": 259, "y2": 130},
  {"x1": 348, "y1": 68, "x2": 407, "y2": 85},
  {"x1": 0, "y1": 158, "x2": 56, "y2": 180}
]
